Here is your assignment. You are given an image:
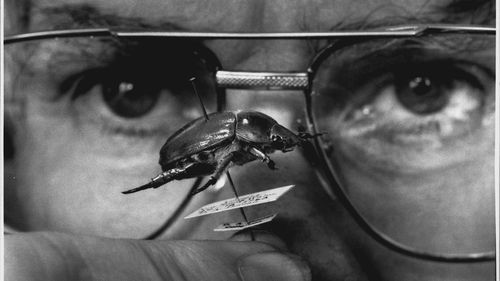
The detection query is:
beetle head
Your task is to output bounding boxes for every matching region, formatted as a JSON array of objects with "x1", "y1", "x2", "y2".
[{"x1": 270, "y1": 124, "x2": 301, "y2": 152}]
